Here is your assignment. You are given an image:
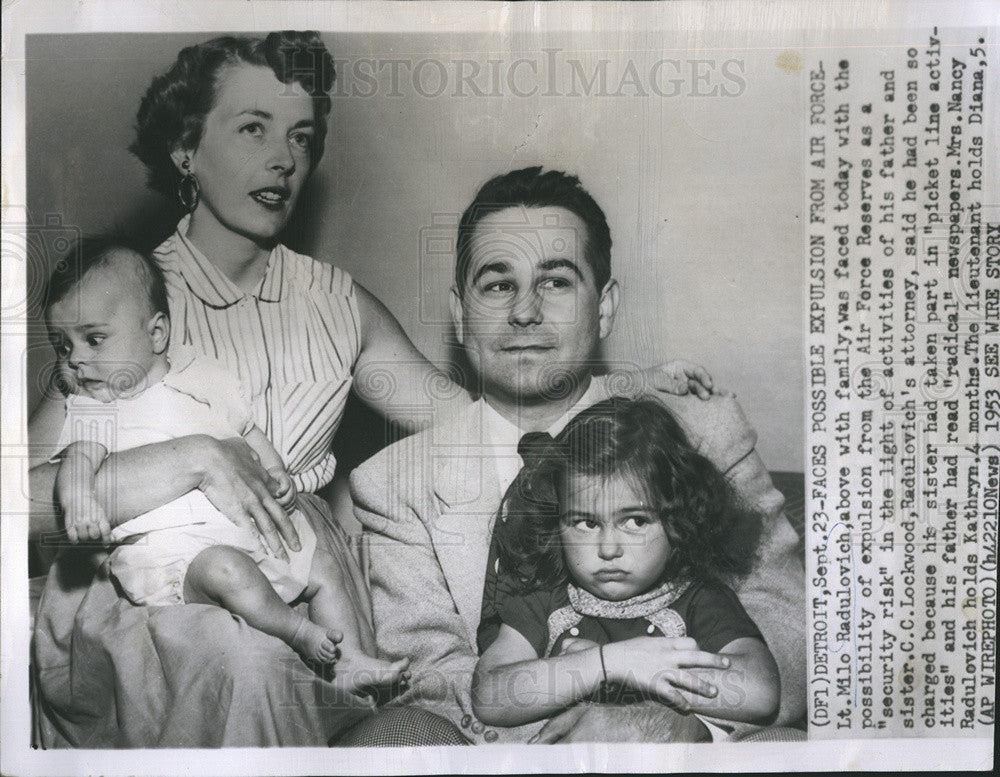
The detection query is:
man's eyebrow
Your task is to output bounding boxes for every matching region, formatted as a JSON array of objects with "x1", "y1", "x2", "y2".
[
  {"x1": 48, "y1": 322, "x2": 106, "y2": 335},
  {"x1": 539, "y1": 258, "x2": 584, "y2": 280},
  {"x1": 471, "y1": 260, "x2": 511, "y2": 286}
]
